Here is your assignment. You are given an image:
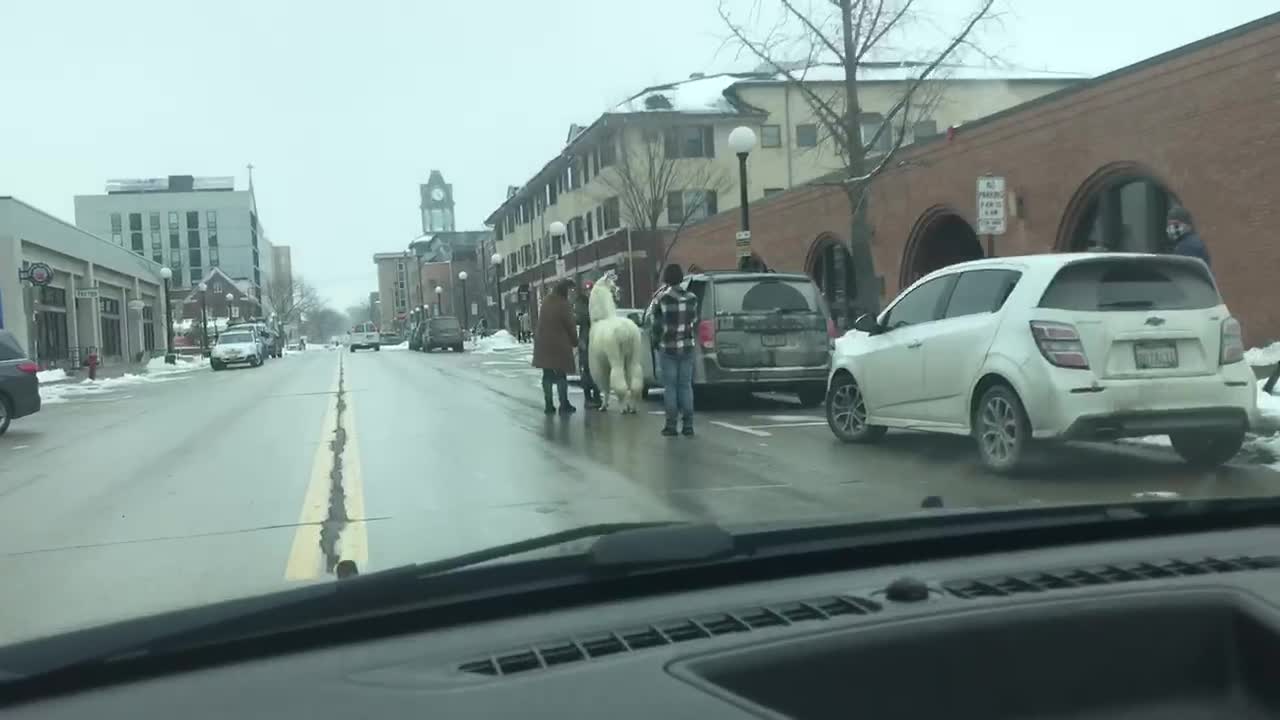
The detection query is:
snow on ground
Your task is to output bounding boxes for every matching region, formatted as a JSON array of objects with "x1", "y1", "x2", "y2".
[
  {"x1": 39, "y1": 356, "x2": 206, "y2": 404},
  {"x1": 384, "y1": 341, "x2": 410, "y2": 351},
  {"x1": 468, "y1": 330, "x2": 525, "y2": 354},
  {"x1": 1126, "y1": 379, "x2": 1280, "y2": 470},
  {"x1": 1245, "y1": 342, "x2": 1280, "y2": 367},
  {"x1": 36, "y1": 368, "x2": 67, "y2": 384}
]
